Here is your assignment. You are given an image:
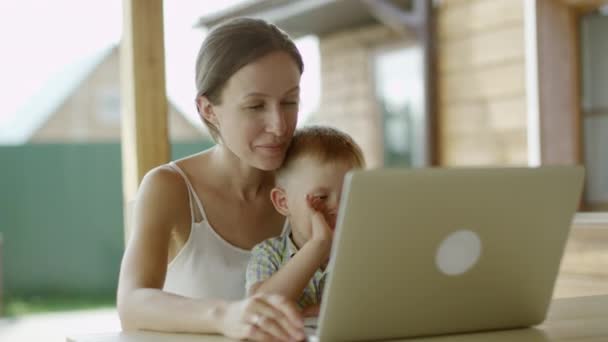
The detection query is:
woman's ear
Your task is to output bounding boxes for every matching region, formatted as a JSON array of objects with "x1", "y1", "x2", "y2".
[
  {"x1": 270, "y1": 187, "x2": 289, "y2": 216},
  {"x1": 196, "y1": 95, "x2": 219, "y2": 126}
]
